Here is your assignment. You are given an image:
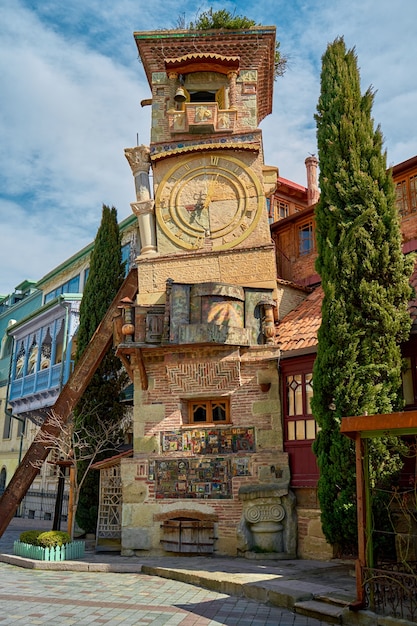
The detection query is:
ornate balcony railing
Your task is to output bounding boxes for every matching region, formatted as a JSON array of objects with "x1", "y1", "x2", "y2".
[
  {"x1": 168, "y1": 103, "x2": 237, "y2": 135},
  {"x1": 363, "y1": 563, "x2": 417, "y2": 622},
  {"x1": 9, "y1": 363, "x2": 62, "y2": 400}
]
